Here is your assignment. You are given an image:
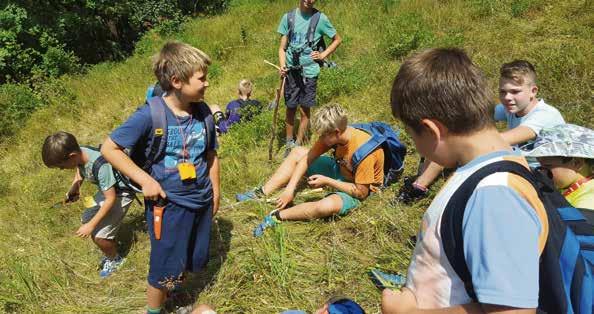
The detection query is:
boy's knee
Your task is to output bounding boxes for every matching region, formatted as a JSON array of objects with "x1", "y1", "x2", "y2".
[
  {"x1": 289, "y1": 146, "x2": 309, "y2": 160},
  {"x1": 315, "y1": 196, "x2": 342, "y2": 217}
]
